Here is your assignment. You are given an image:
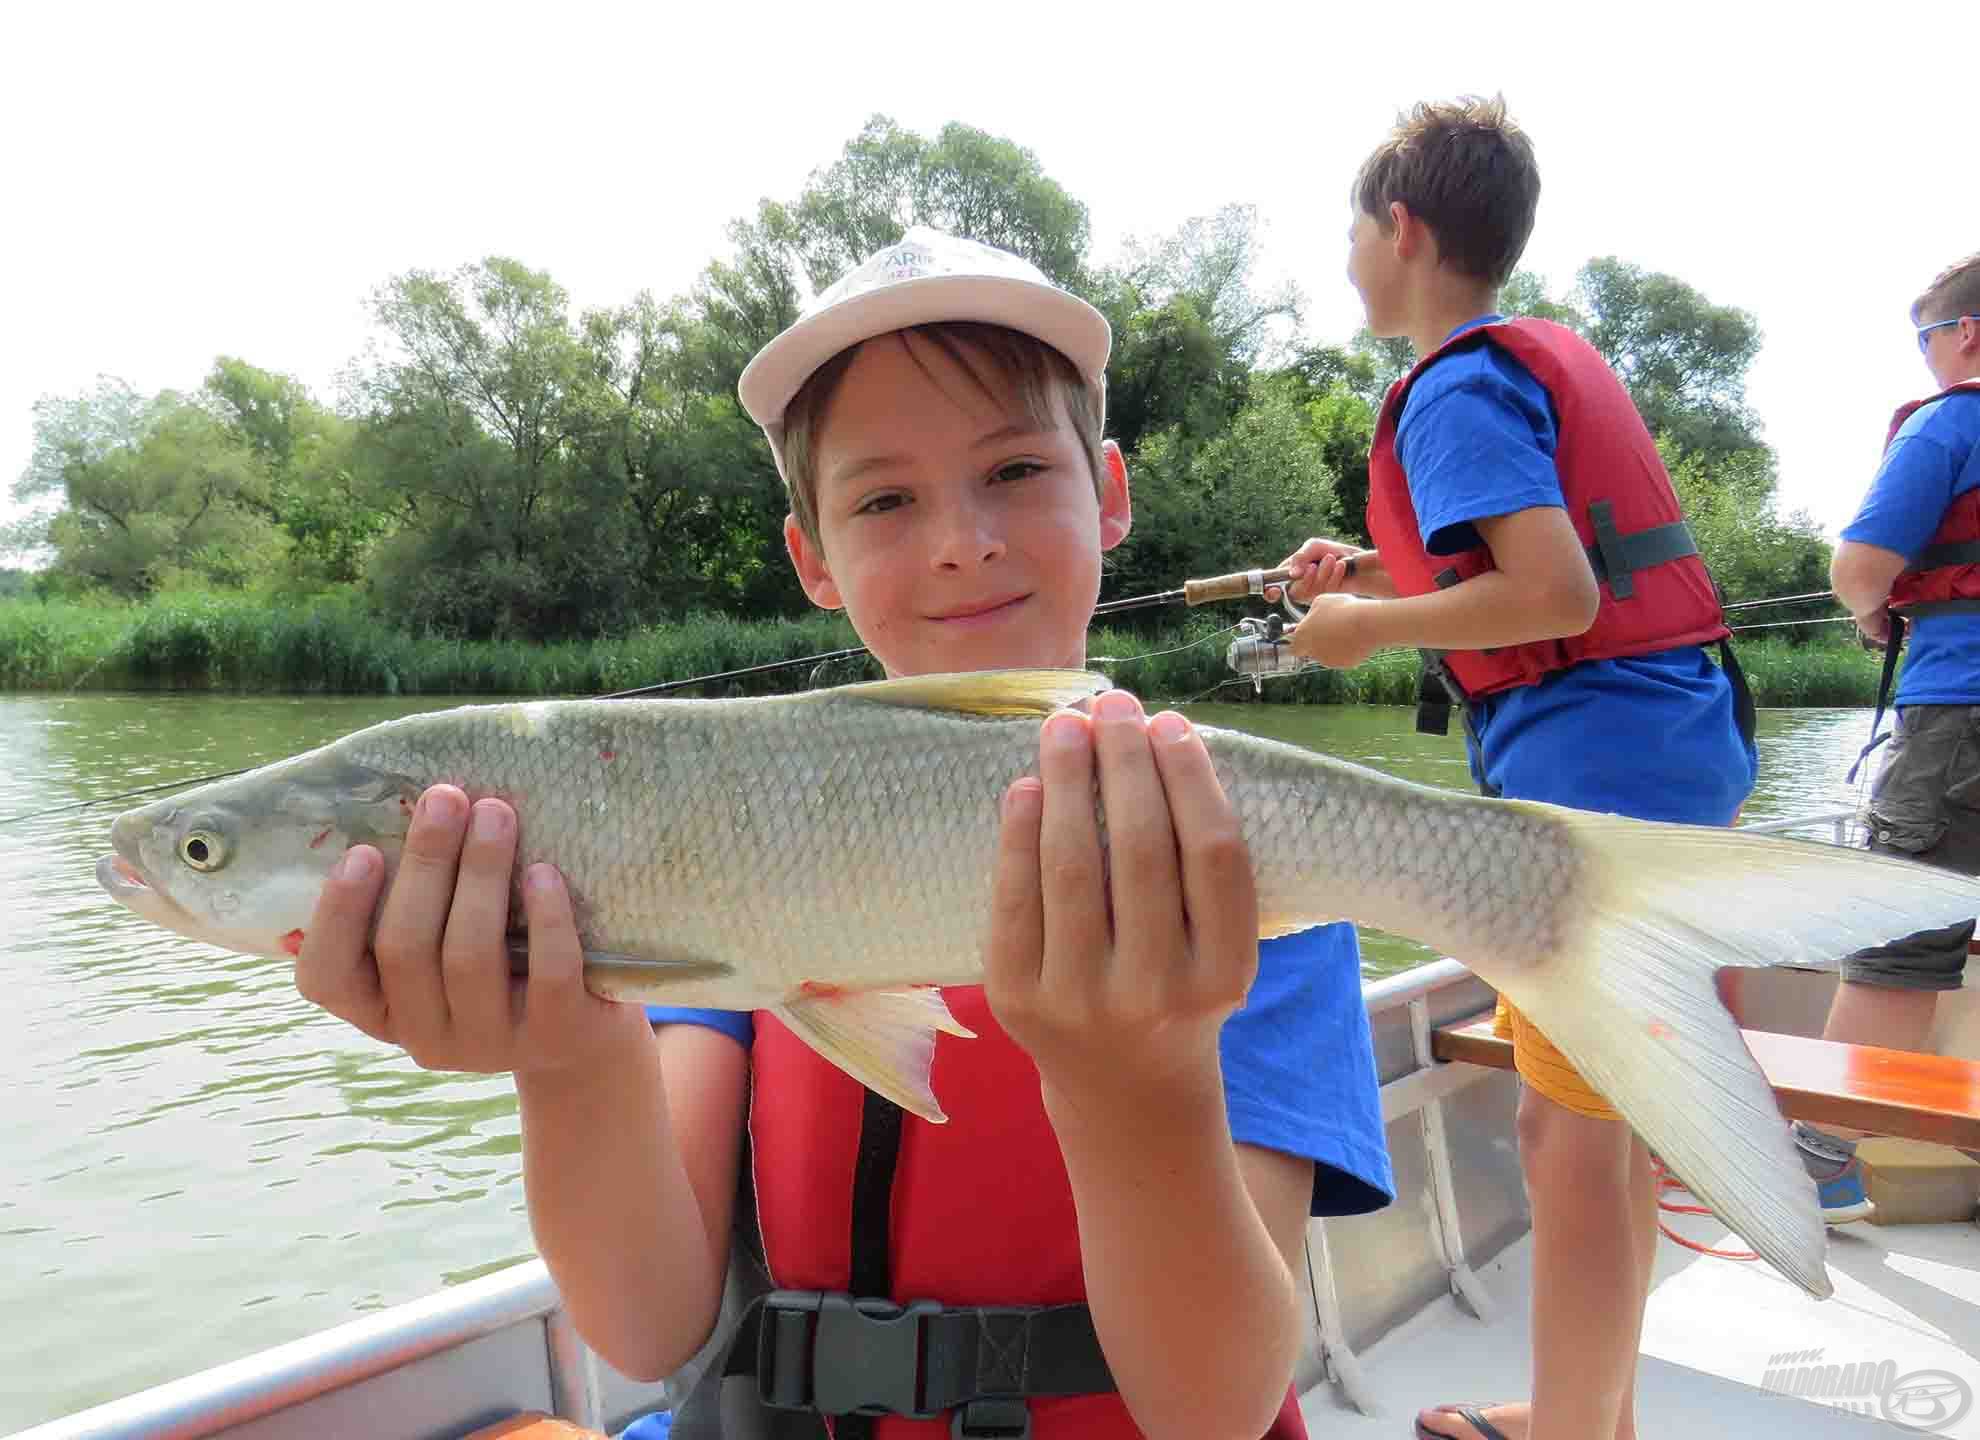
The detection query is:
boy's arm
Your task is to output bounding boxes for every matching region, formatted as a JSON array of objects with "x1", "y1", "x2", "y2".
[
  {"x1": 518, "y1": 1018, "x2": 748, "y2": 1382},
  {"x1": 296, "y1": 794, "x2": 743, "y2": 1384},
  {"x1": 985, "y1": 695, "x2": 1305, "y2": 1439},
  {"x1": 1287, "y1": 505, "x2": 1599, "y2": 668},
  {"x1": 1831, "y1": 540, "x2": 1909, "y2": 644}
]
